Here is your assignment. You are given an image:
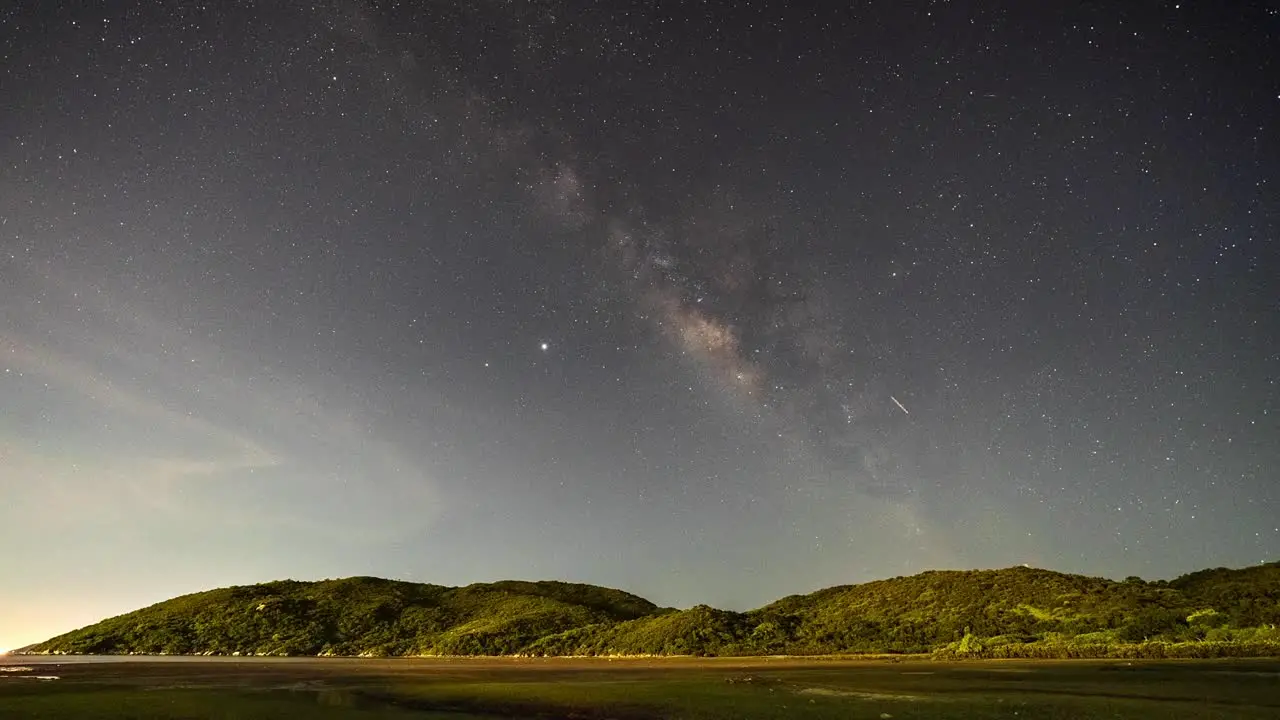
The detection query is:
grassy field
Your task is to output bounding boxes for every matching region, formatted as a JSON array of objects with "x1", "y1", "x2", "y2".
[{"x1": 2, "y1": 656, "x2": 1278, "y2": 719}]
